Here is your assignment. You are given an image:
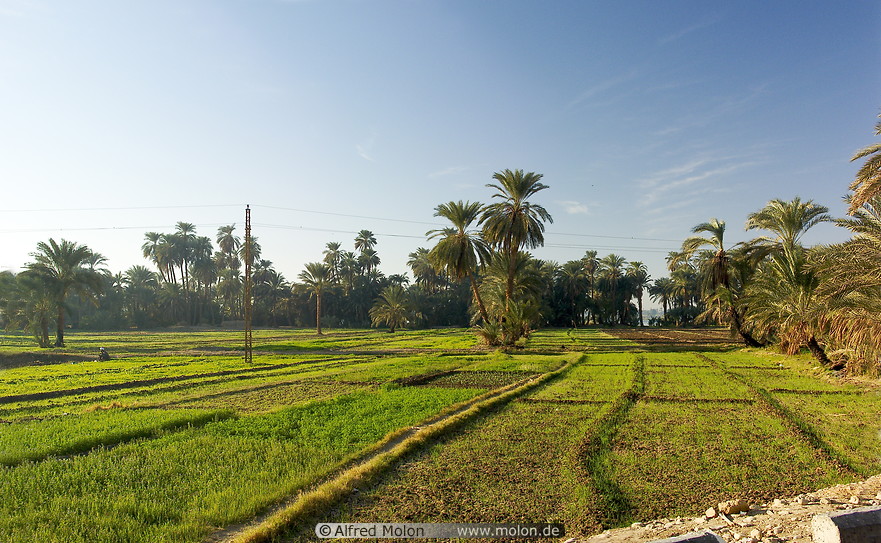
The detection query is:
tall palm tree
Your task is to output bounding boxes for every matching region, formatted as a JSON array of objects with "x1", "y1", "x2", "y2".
[
  {"x1": 847, "y1": 112, "x2": 881, "y2": 215},
  {"x1": 582, "y1": 250, "x2": 599, "y2": 324},
  {"x1": 556, "y1": 260, "x2": 586, "y2": 327},
  {"x1": 427, "y1": 200, "x2": 491, "y2": 322},
  {"x1": 479, "y1": 169, "x2": 553, "y2": 307},
  {"x1": 811, "y1": 195, "x2": 881, "y2": 370},
  {"x1": 216, "y1": 225, "x2": 241, "y2": 272},
  {"x1": 354, "y1": 230, "x2": 377, "y2": 253},
  {"x1": 299, "y1": 262, "x2": 331, "y2": 334},
  {"x1": 626, "y1": 261, "x2": 650, "y2": 327},
  {"x1": 649, "y1": 277, "x2": 675, "y2": 321},
  {"x1": 745, "y1": 197, "x2": 830, "y2": 258},
  {"x1": 25, "y1": 239, "x2": 105, "y2": 347},
  {"x1": 408, "y1": 247, "x2": 443, "y2": 294},
  {"x1": 680, "y1": 218, "x2": 761, "y2": 346},
  {"x1": 744, "y1": 198, "x2": 835, "y2": 367},
  {"x1": 599, "y1": 254, "x2": 626, "y2": 324},
  {"x1": 323, "y1": 241, "x2": 343, "y2": 283}
]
